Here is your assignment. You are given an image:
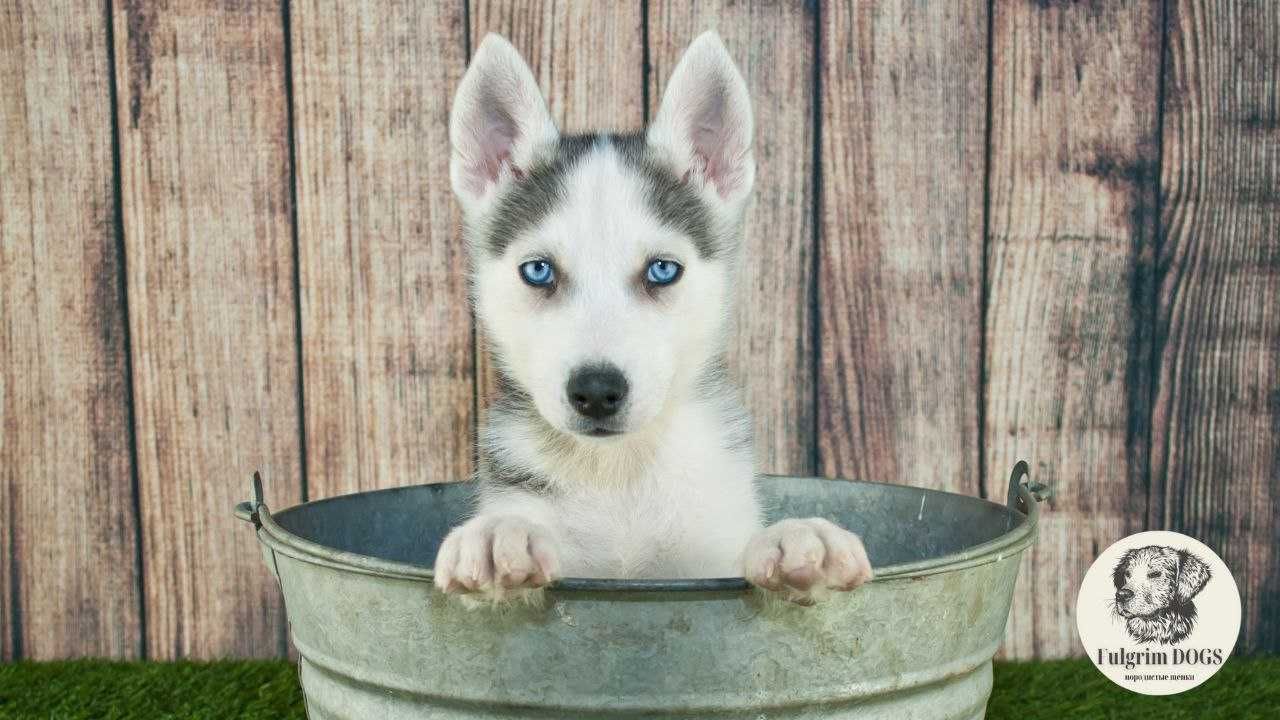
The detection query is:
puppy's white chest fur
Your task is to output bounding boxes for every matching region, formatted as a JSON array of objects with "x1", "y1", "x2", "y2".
[
  {"x1": 480, "y1": 400, "x2": 761, "y2": 579},
  {"x1": 553, "y1": 443, "x2": 759, "y2": 579}
]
